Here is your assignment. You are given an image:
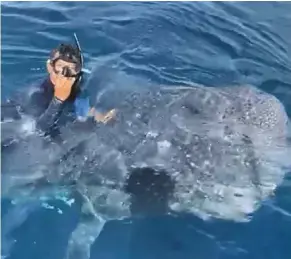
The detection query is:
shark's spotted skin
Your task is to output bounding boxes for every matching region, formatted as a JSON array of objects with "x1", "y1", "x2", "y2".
[{"x1": 1, "y1": 85, "x2": 290, "y2": 259}]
